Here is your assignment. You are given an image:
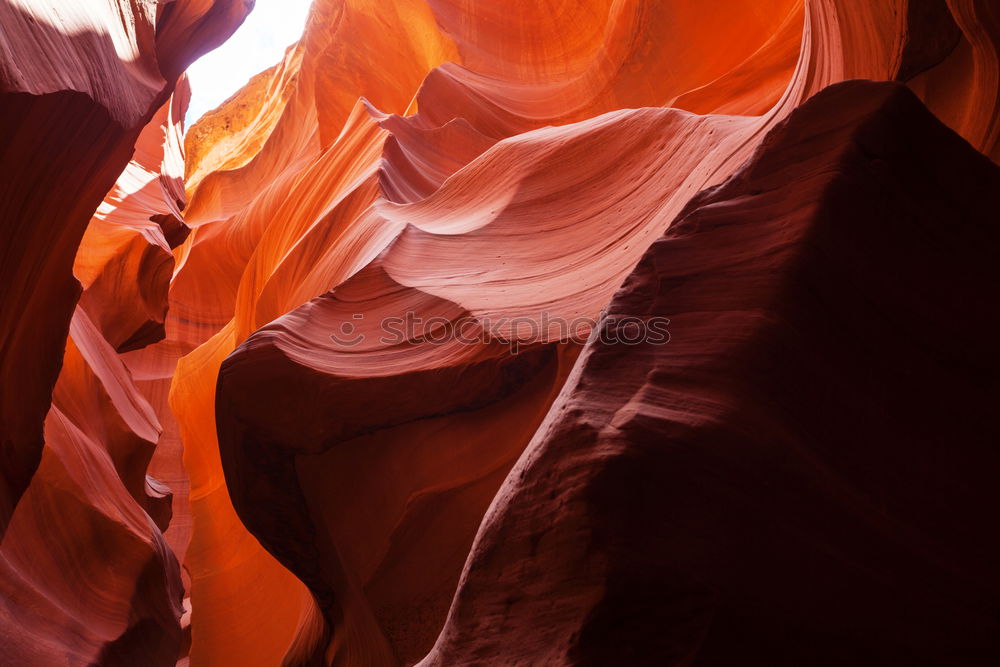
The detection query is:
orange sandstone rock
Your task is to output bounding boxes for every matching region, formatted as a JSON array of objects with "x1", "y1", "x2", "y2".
[
  {"x1": 191, "y1": 1, "x2": 1000, "y2": 664},
  {"x1": 2, "y1": 1, "x2": 999, "y2": 666}
]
